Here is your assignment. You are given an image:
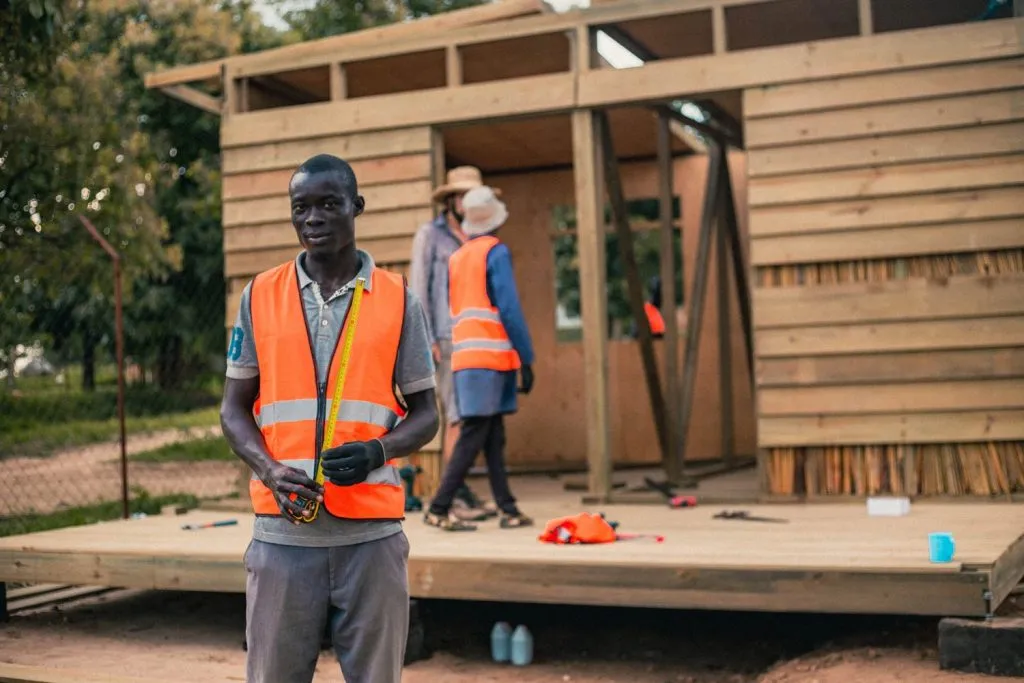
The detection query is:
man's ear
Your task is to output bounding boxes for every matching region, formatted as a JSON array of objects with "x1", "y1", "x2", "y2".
[{"x1": 353, "y1": 194, "x2": 365, "y2": 217}]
